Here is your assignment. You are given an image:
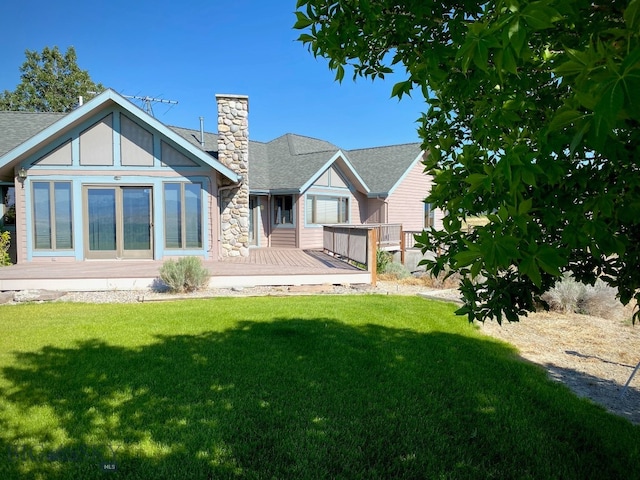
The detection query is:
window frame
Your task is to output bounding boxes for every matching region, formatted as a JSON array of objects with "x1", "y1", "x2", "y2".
[
  {"x1": 163, "y1": 182, "x2": 203, "y2": 249},
  {"x1": 425, "y1": 202, "x2": 435, "y2": 229},
  {"x1": 32, "y1": 181, "x2": 74, "y2": 251},
  {"x1": 272, "y1": 195, "x2": 295, "y2": 227},
  {"x1": 305, "y1": 194, "x2": 350, "y2": 226}
]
